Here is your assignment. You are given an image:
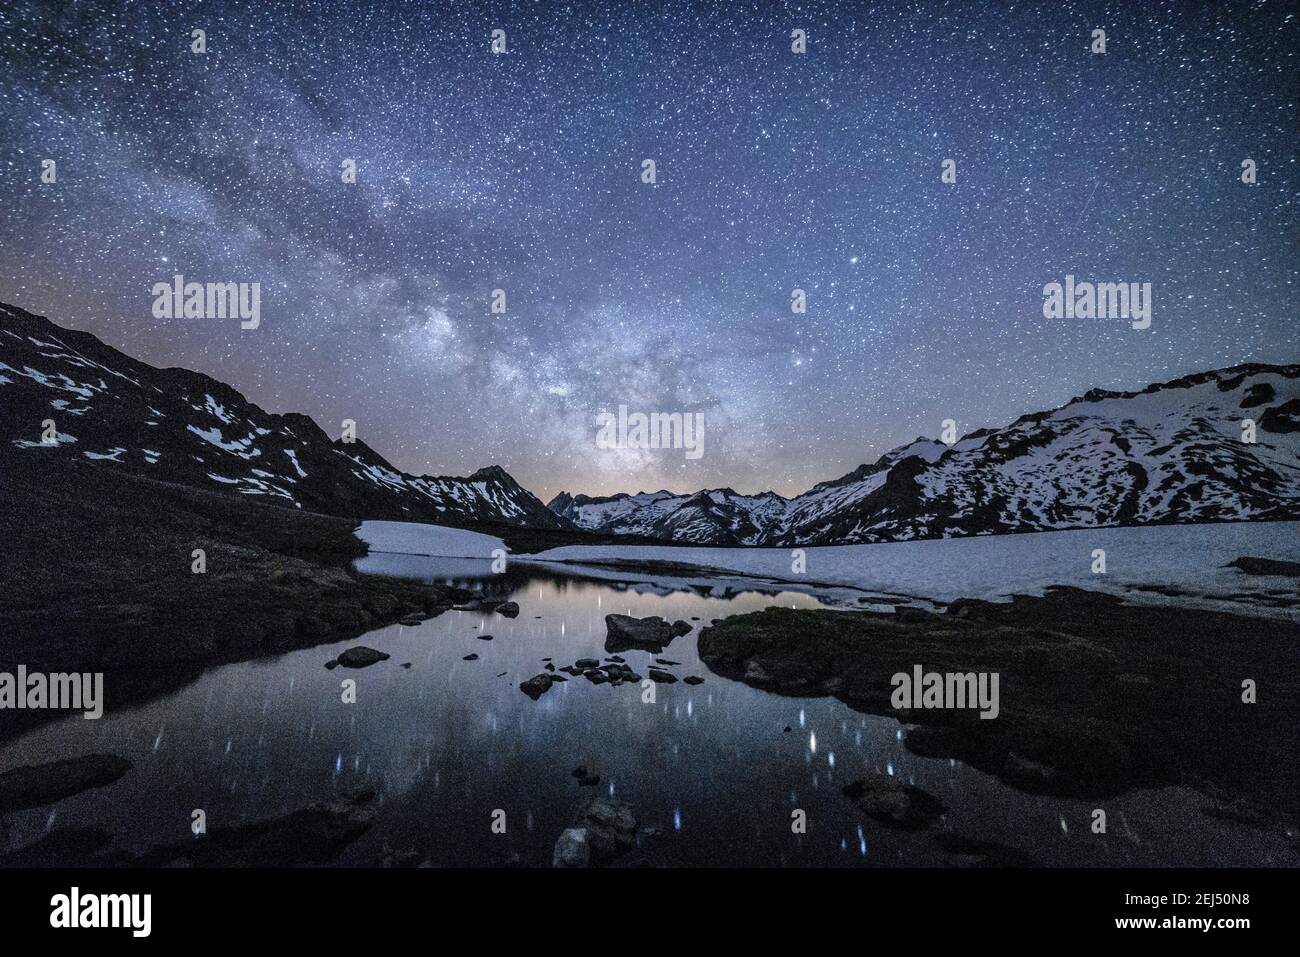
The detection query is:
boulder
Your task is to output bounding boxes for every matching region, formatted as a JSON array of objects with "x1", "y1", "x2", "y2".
[
  {"x1": 334, "y1": 646, "x2": 390, "y2": 668},
  {"x1": 496, "y1": 601, "x2": 520, "y2": 618},
  {"x1": 552, "y1": 827, "x2": 592, "y2": 868},
  {"x1": 519, "y1": 674, "x2": 554, "y2": 700},
  {"x1": 581, "y1": 798, "x2": 638, "y2": 861},
  {"x1": 551, "y1": 798, "x2": 640, "y2": 867},
  {"x1": 605, "y1": 614, "x2": 675, "y2": 652}
]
